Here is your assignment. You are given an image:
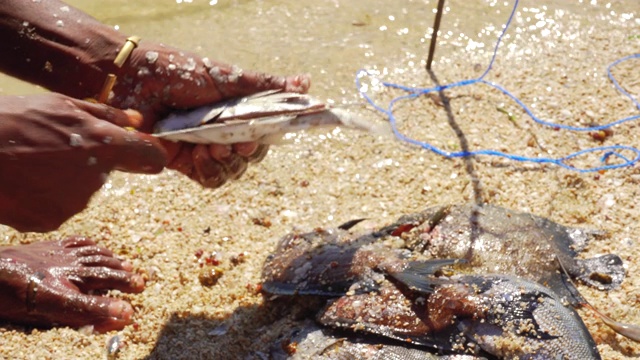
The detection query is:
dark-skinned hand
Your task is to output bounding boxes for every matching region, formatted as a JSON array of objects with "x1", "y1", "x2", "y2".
[
  {"x1": 109, "y1": 42, "x2": 310, "y2": 188},
  {"x1": 0, "y1": 93, "x2": 167, "y2": 232}
]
